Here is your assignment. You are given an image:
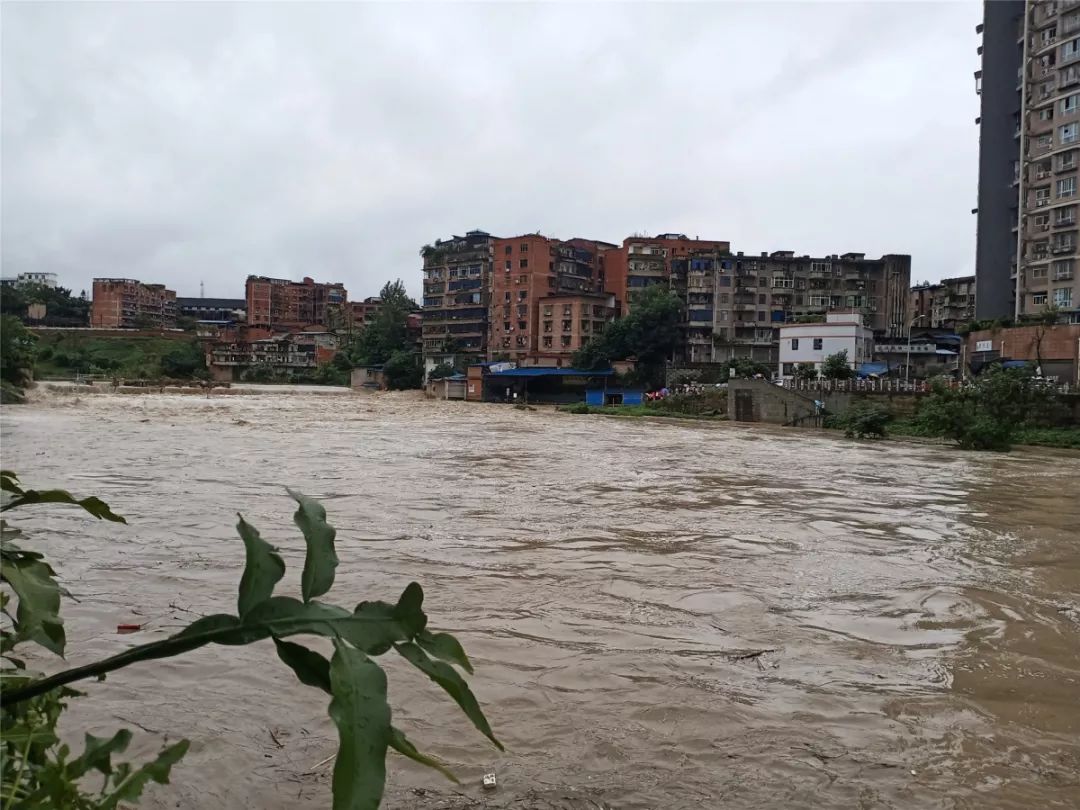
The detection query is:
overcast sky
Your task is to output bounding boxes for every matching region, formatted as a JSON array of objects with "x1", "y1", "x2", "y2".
[{"x1": 2, "y1": 1, "x2": 980, "y2": 300}]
